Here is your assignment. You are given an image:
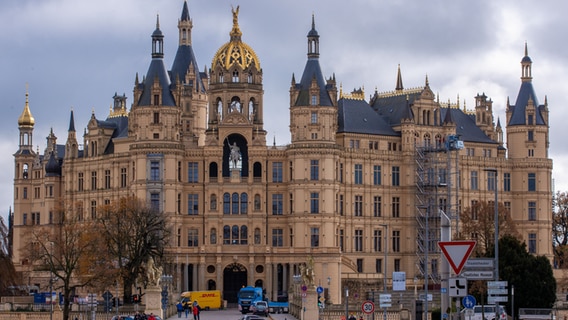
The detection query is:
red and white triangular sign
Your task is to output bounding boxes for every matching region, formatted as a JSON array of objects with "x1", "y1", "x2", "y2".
[{"x1": 438, "y1": 241, "x2": 476, "y2": 275}]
